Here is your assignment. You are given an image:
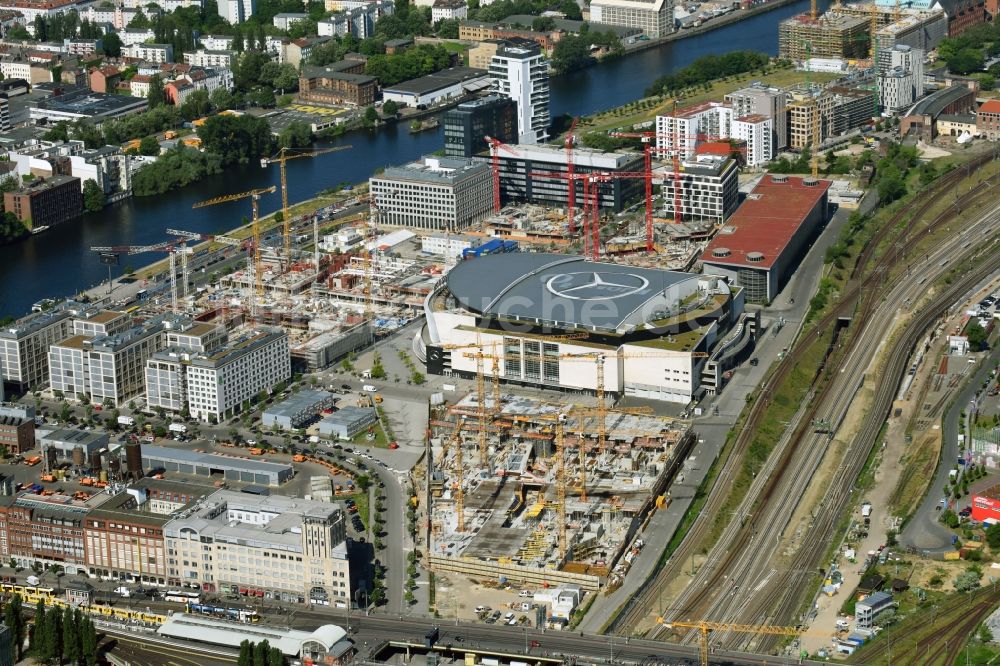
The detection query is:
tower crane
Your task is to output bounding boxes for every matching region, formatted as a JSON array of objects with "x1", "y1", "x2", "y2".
[
  {"x1": 434, "y1": 419, "x2": 468, "y2": 533},
  {"x1": 192, "y1": 186, "x2": 277, "y2": 321},
  {"x1": 657, "y1": 619, "x2": 816, "y2": 666},
  {"x1": 260, "y1": 145, "x2": 352, "y2": 265},
  {"x1": 484, "y1": 135, "x2": 522, "y2": 213},
  {"x1": 564, "y1": 117, "x2": 578, "y2": 232},
  {"x1": 90, "y1": 241, "x2": 184, "y2": 312}
]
